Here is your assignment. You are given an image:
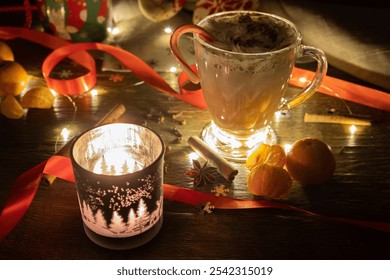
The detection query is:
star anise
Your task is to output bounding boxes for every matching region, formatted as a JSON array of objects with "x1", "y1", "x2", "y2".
[{"x1": 185, "y1": 159, "x2": 219, "y2": 187}]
